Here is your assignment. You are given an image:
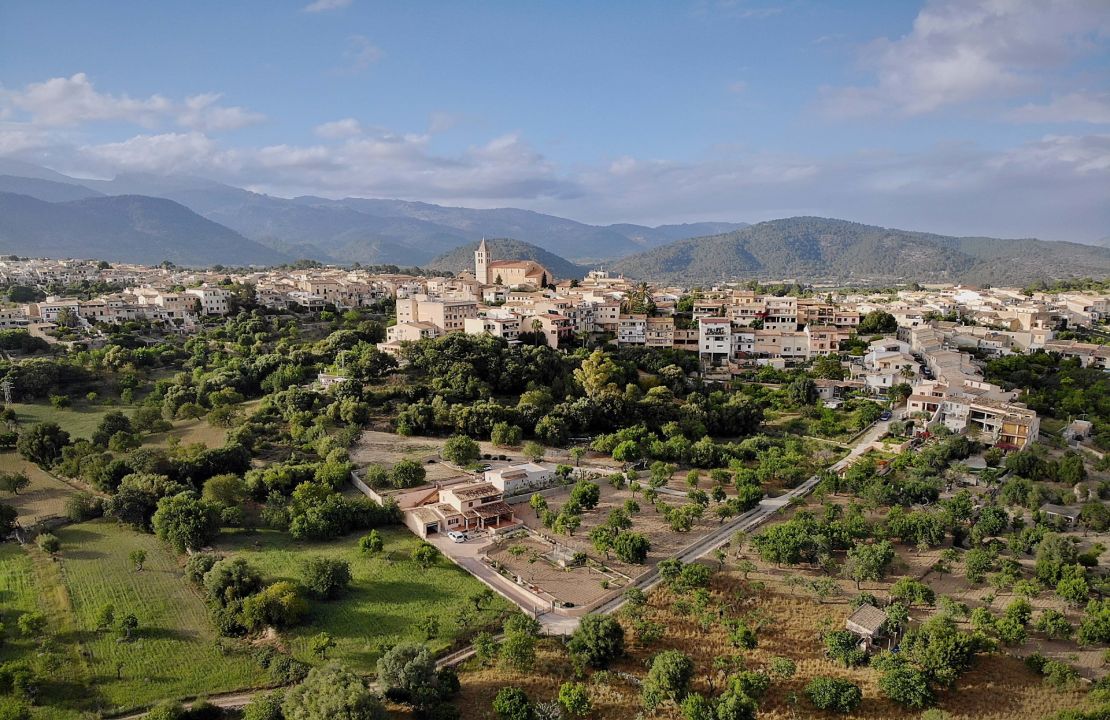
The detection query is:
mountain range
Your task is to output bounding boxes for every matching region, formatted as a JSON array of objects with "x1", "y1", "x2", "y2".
[
  {"x1": 0, "y1": 160, "x2": 1106, "y2": 285},
  {"x1": 0, "y1": 160, "x2": 745, "y2": 267},
  {"x1": 610, "y1": 217, "x2": 1110, "y2": 286}
]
